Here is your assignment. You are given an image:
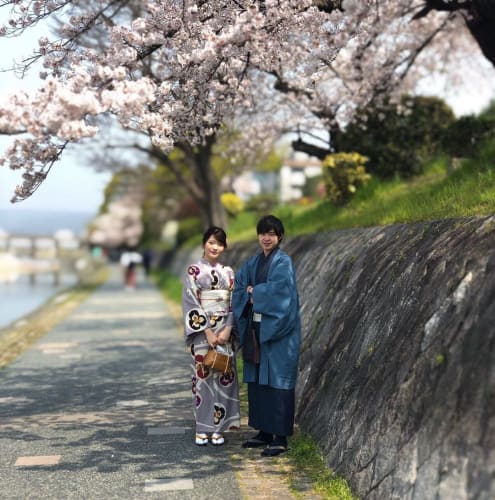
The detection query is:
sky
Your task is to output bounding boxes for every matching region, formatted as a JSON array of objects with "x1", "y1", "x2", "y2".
[
  {"x1": 1, "y1": 13, "x2": 495, "y2": 217},
  {"x1": 0, "y1": 21, "x2": 111, "y2": 216}
]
